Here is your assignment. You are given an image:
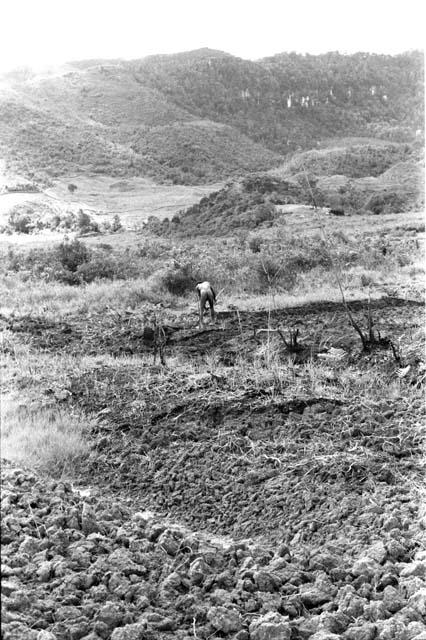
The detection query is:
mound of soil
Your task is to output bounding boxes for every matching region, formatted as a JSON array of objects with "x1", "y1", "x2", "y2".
[{"x1": 2, "y1": 462, "x2": 426, "y2": 640}]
